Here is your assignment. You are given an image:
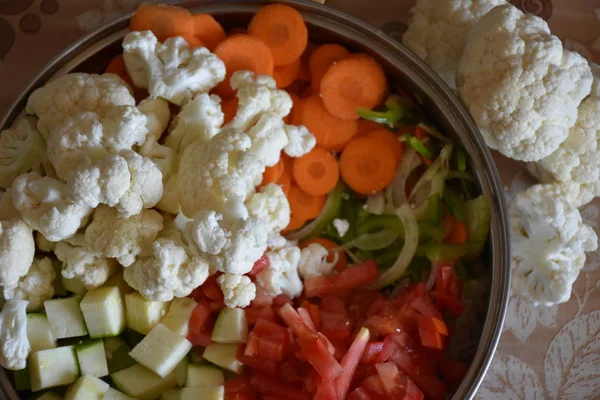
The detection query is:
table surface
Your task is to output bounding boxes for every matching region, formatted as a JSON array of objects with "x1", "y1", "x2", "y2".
[{"x1": 1, "y1": 0, "x2": 600, "y2": 398}]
